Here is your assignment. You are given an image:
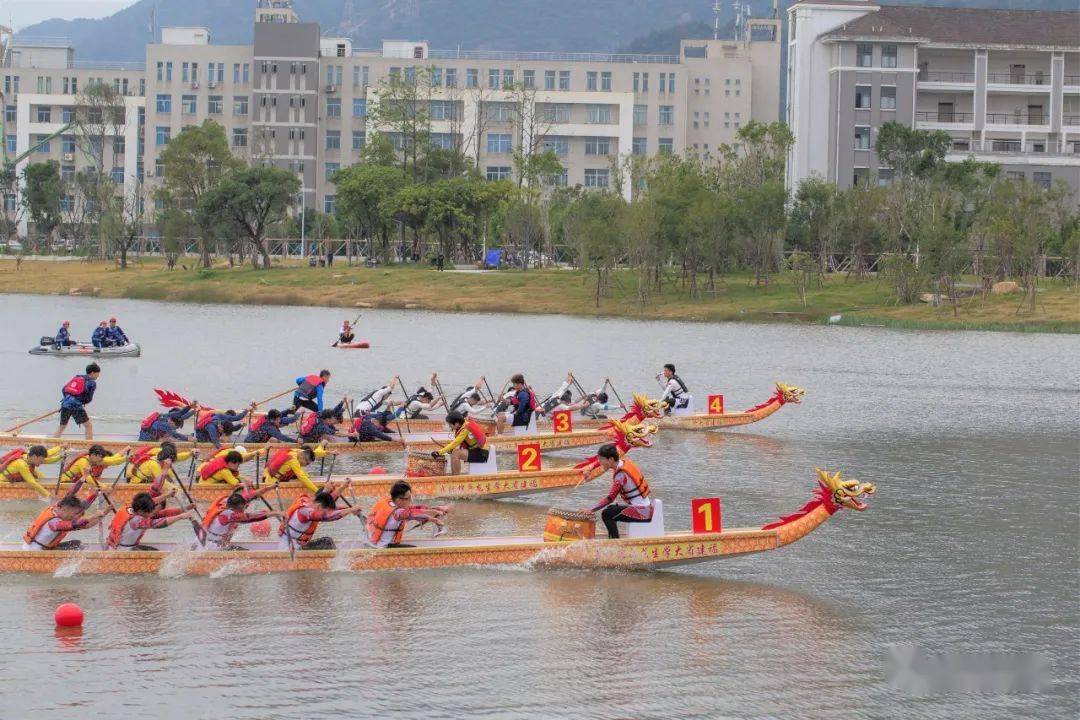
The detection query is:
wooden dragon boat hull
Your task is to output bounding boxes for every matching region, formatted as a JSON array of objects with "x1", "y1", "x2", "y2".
[
  {"x1": 0, "y1": 466, "x2": 590, "y2": 503},
  {"x1": 659, "y1": 401, "x2": 785, "y2": 430}
]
